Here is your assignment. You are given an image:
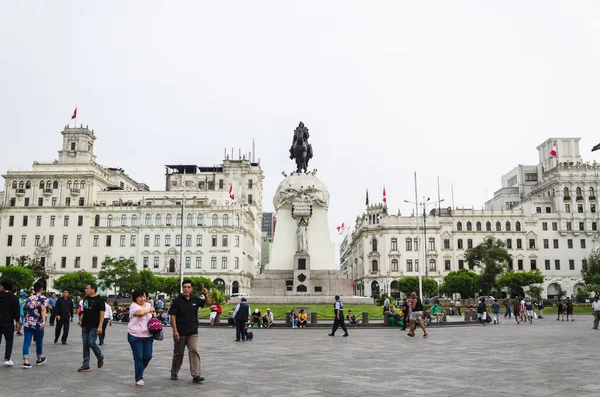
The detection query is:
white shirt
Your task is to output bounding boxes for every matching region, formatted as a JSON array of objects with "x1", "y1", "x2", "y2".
[
  {"x1": 592, "y1": 301, "x2": 600, "y2": 311},
  {"x1": 104, "y1": 303, "x2": 113, "y2": 319}
]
